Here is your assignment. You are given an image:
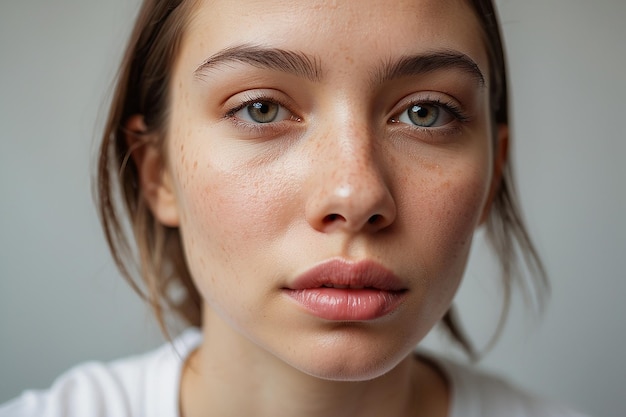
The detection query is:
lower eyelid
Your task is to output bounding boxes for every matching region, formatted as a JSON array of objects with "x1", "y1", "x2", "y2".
[{"x1": 388, "y1": 121, "x2": 465, "y2": 141}]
